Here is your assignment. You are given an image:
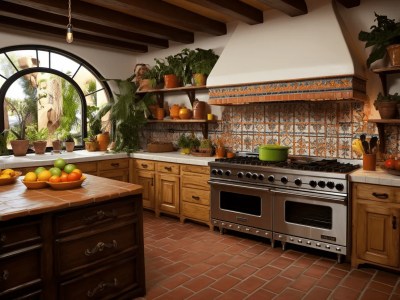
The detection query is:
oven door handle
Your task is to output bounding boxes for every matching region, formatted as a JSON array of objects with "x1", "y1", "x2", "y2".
[
  {"x1": 273, "y1": 188, "x2": 347, "y2": 202},
  {"x1": 208, "y1": 181, "x2": 269, "y2": 192}
]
